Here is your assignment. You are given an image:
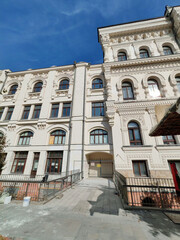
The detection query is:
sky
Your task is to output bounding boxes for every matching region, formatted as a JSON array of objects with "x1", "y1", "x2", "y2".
[{"x1": 0, "y1": 0, "x2": 180, "y2": 72}]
